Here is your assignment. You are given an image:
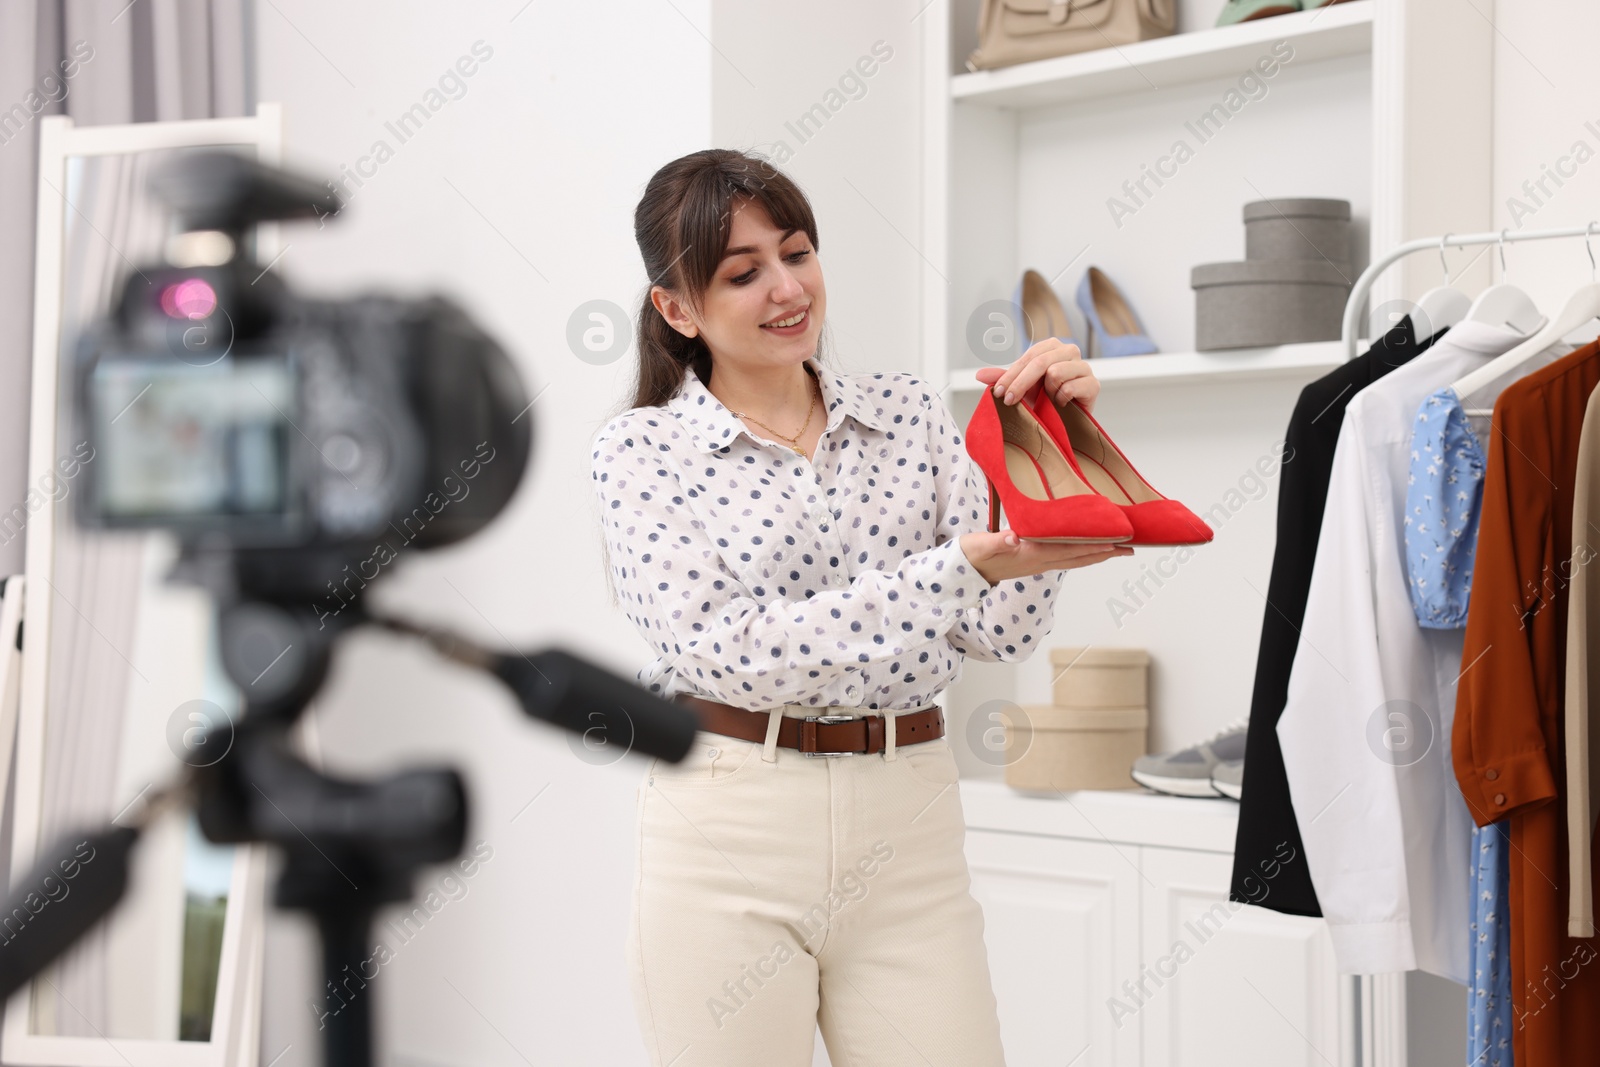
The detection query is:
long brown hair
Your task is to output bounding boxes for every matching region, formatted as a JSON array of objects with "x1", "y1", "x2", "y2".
[{"x1": 626, "y1": 148, "x2": 830, "y2": 411}]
